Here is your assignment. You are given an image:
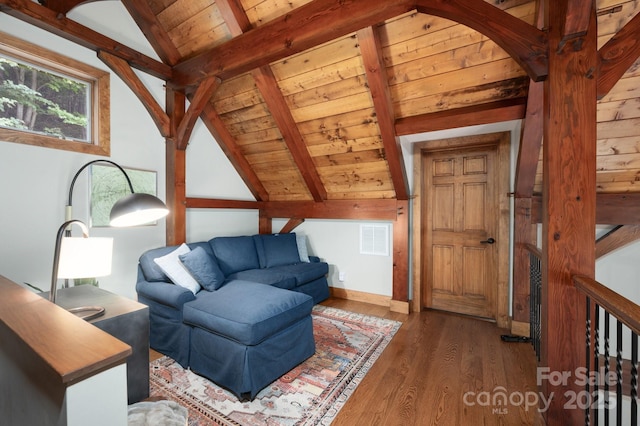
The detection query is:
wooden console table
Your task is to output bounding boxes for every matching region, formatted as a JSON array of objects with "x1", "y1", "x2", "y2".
[
  {"x1": 0, "y1": 275, "x2": 131, "y2": 425},
  {"x1": 44, "y1": 285, "x2": 150, "y2": 404}
]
